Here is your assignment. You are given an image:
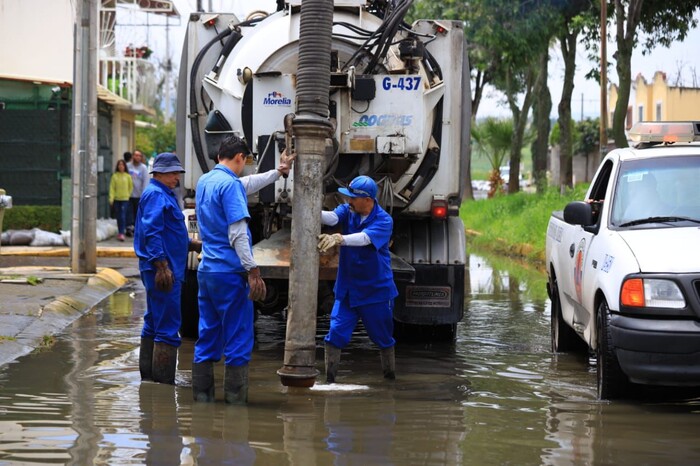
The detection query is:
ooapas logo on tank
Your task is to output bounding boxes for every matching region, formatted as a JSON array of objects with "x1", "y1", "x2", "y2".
[
  {"x1": 352, "y1": 114, "x2": 413, "y2": 127},
  {"x1": 263, "y1": 91, "x2": 292, "y2": 107}
]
